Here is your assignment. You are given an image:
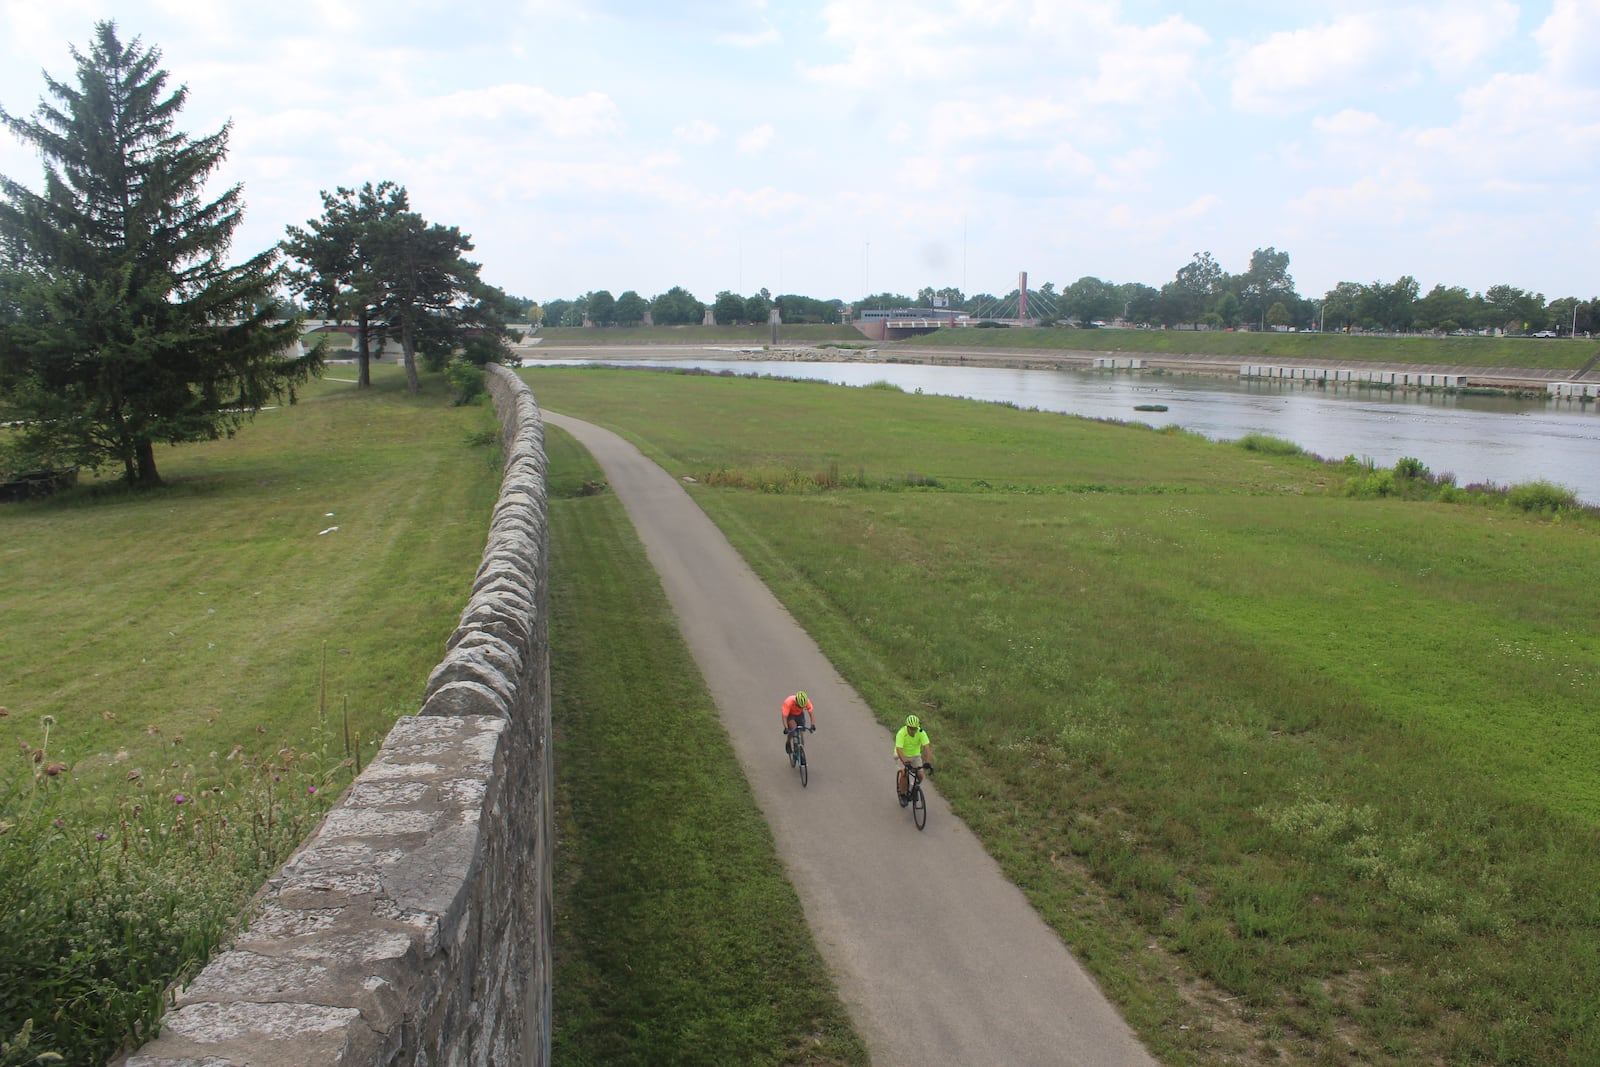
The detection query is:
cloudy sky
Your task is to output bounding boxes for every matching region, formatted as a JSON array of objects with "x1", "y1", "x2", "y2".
[{"x1": 1, "y1": 1, "x2": 1595, "y2": 308}]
